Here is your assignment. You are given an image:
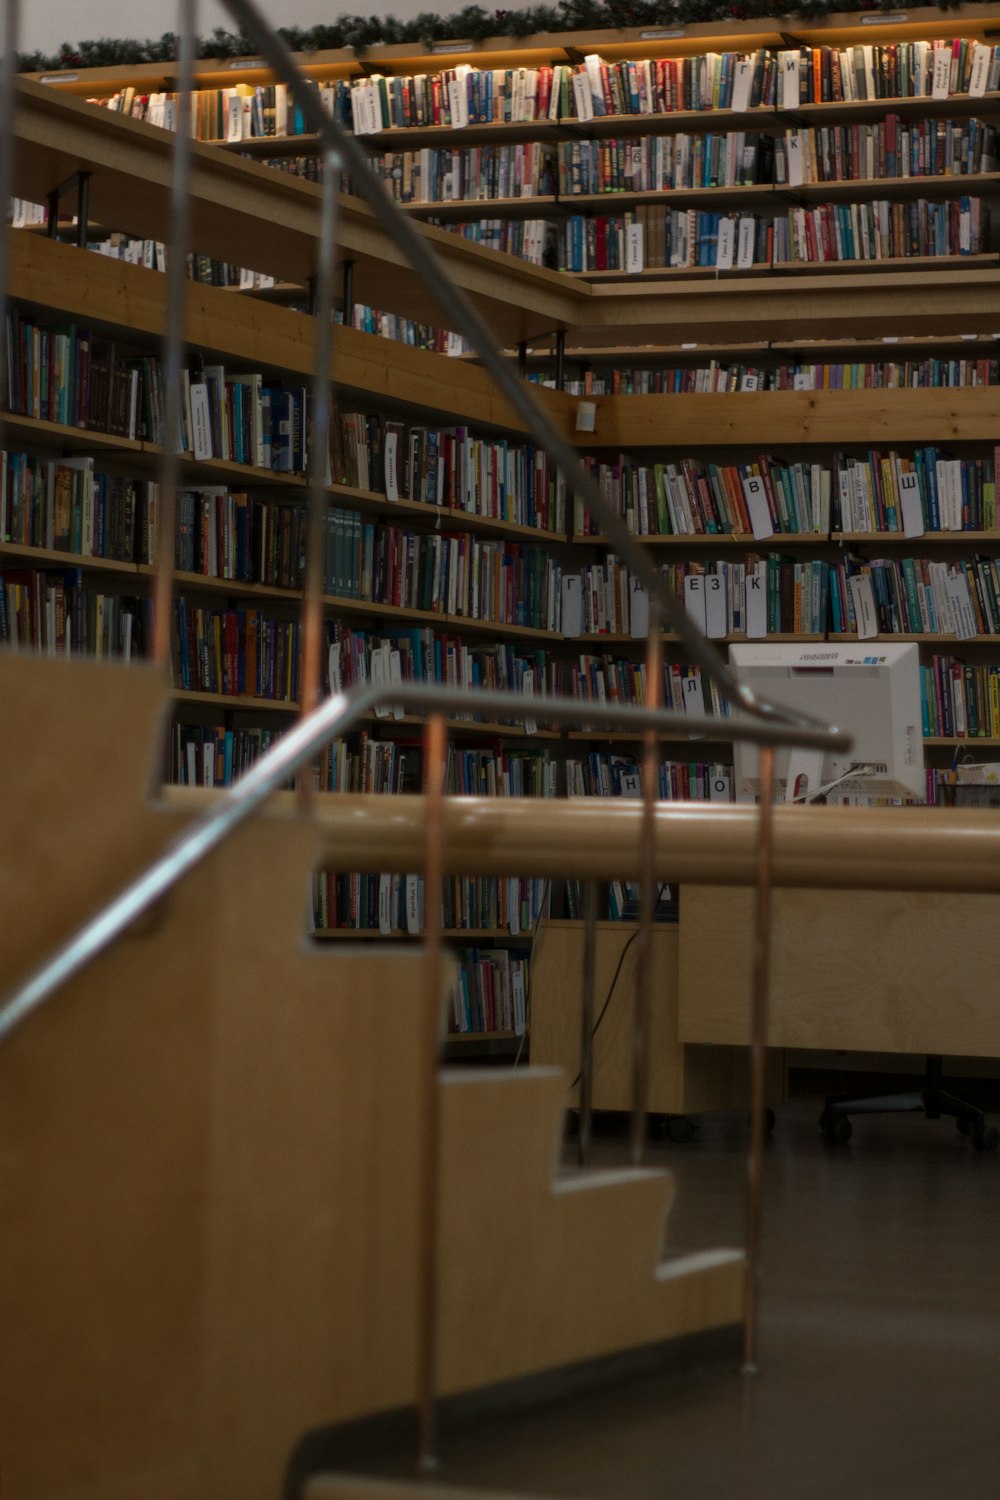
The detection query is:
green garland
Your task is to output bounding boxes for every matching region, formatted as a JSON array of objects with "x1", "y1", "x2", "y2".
[{"x1": 19, "y1": 0, "x2": 985, "y2": 73}]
